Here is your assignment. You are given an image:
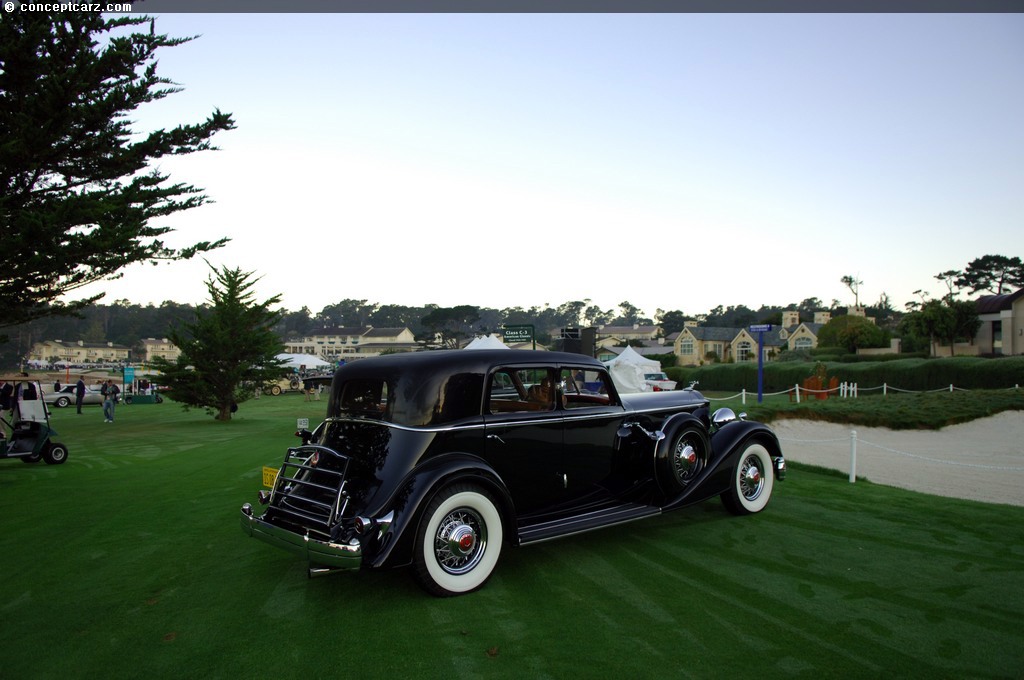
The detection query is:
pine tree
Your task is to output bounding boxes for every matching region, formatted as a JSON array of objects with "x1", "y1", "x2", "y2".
[
  {"x1": 154, "y1": 266, "x2": 284, "y2": 421},
  {"x1": 0, "y1": 12, "x2": 234, "y2": 334}
]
